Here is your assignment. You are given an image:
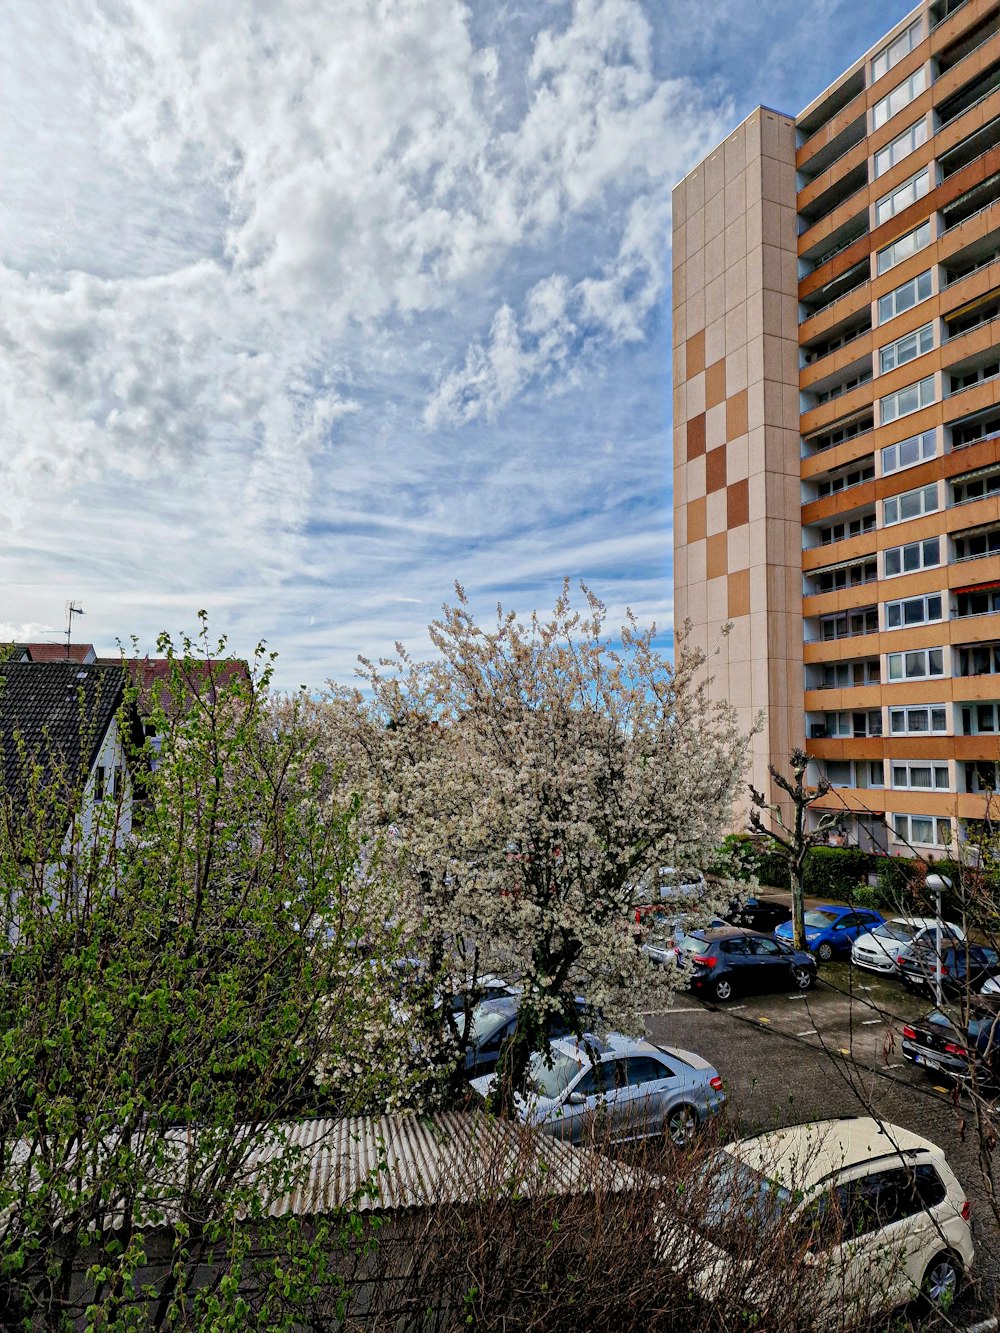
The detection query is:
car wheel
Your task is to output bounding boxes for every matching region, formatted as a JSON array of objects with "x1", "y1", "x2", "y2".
[
  {"x1": 919, "y1": 1251, "x2": 961, "y2": 1312},
  {"x1": 666, "y1": 1104, "x2": 699, "y2": 1148},
  {"x1": 792, "y1": 966, "x2": 813, "y2": 991},
  {"x1": 713, "y1": 976, "x2": 734, "y2": 1002},
  {"x1": 816, "y1": 941, "x2": 834, "y2": 963}
]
